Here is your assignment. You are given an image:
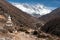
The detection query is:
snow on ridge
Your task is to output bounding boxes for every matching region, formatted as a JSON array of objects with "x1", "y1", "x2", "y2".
[{"x1": 11, "y1": 2, "x2": 52, "y2": 15}]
